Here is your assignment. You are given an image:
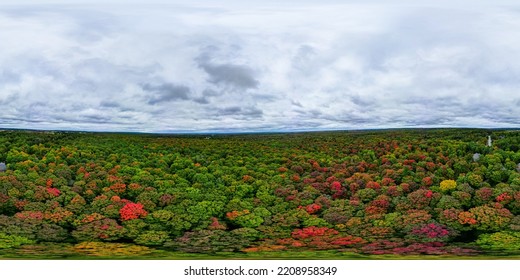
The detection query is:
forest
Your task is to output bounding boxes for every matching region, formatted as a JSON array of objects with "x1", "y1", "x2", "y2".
[{"x1": 0, "y1": 128, "x2": 519, "y2": 259}]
